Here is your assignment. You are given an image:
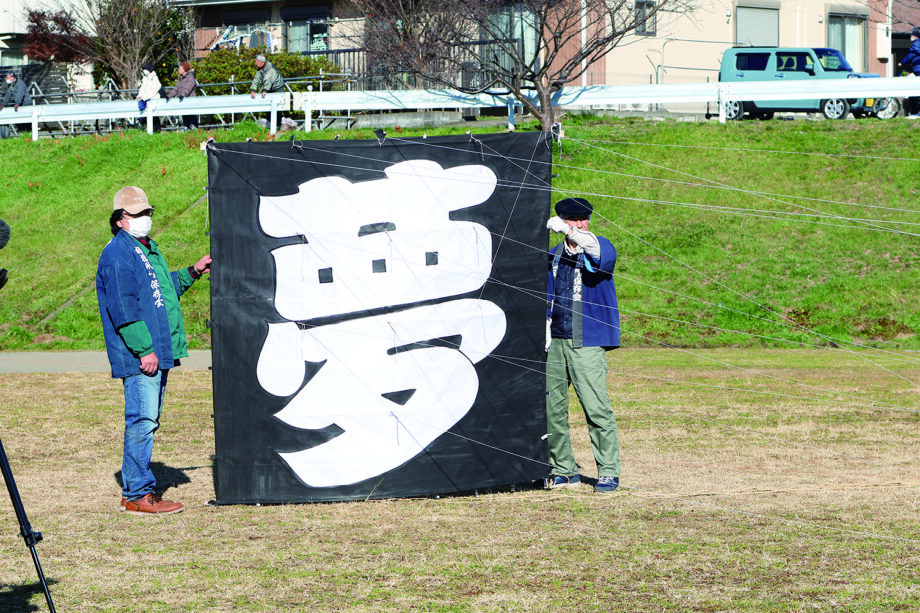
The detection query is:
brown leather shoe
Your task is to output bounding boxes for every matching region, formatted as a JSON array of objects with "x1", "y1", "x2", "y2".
[
  {"x1": 124, "y1": 493, "x2": 184, "y2": 515},
  {"x1": 120, "y1": 498, "x2": 126, "y2": 511}
]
